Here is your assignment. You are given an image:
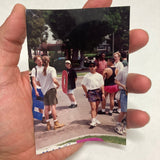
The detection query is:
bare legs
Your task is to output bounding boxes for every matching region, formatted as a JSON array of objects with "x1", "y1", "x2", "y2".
[{"x1": 90, "y1": 101, "x2": 100, "y2": 118}]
